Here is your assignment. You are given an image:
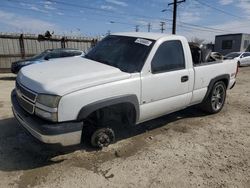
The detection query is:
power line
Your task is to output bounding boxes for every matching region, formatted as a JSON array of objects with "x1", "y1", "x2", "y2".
[
  {"x1": 194, "y1": 0, "x2": 243, "y2": 19},
  {"x1": 109, "y1": 21, "x2": 135, "y2": 26},
  {"x1": 178, "y1": 21, "x2": 231, "y2": 33},
  {"x1": 177, "y1": 23, "x2": 226, "y2": 33},
  {"x1": 5, "y1": 0, "x2": 238, "y2": 34}
]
